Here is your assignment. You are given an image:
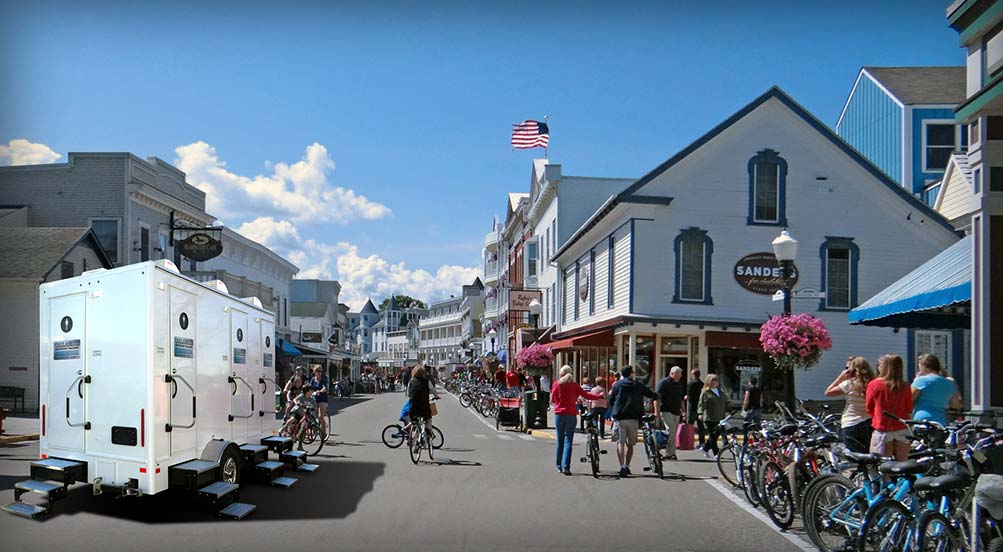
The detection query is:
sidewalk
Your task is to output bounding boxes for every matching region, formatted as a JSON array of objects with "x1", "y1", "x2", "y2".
[{"x1": 1, "y1": 414, "x2": 40, "y2": 444}]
